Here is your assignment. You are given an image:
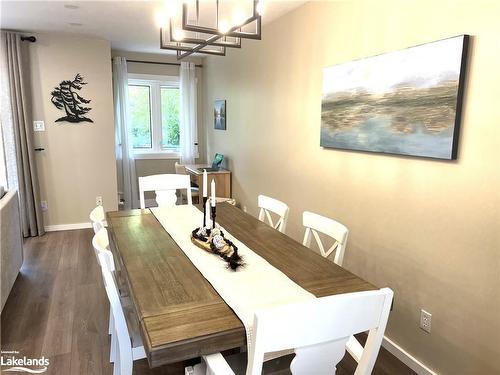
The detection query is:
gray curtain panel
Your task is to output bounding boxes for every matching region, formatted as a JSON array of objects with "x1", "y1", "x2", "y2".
[{"x1": 1, "y1": 32, "x2": 44, "y2": 237}]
